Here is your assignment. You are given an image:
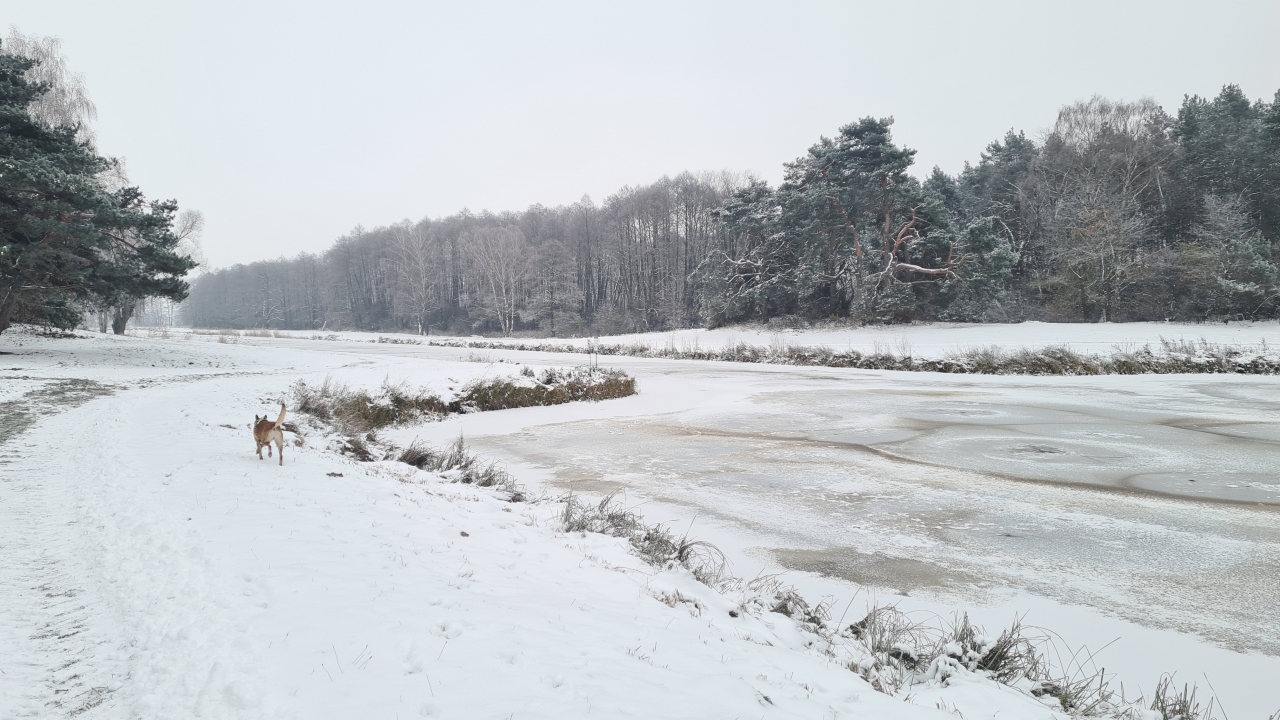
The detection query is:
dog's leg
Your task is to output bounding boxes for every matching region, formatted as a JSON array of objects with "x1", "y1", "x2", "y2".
[
  {"x1": 257, "y1": 442, "x2": 263, "y2": 459},
  {"x1": 277, "y1": 437, "x2": 284, "y2": 466},
  {"x1": 267, "y1": 443, "x2": 272, "y2": 458}
]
